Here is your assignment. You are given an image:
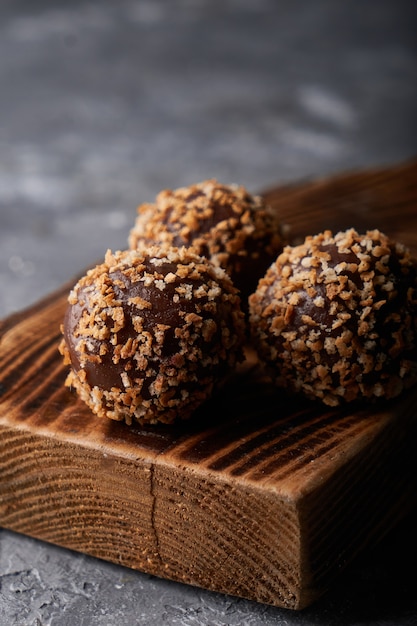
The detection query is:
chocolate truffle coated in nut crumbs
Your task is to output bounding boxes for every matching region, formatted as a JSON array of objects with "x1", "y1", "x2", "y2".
[
  {"x1": 128, "y1": 179, "x2": 284, "y2": 300},
  {"x1": 60, "y1": 247, "x2": 245, "y2": 425},
  {"x1": 249, "y1": 228, "x2": 417, "y2": 406}
]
